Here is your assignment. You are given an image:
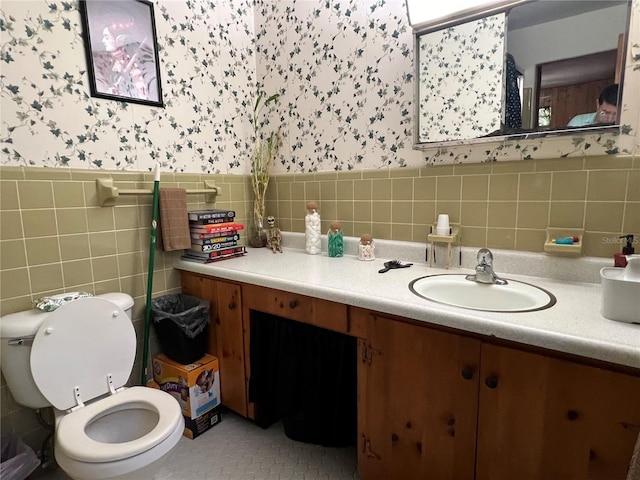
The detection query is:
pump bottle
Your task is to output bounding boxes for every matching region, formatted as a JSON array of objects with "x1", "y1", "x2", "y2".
[{"x1": 614, "y1": 234, "x2": 635, "y2": 267}]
